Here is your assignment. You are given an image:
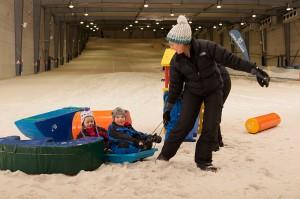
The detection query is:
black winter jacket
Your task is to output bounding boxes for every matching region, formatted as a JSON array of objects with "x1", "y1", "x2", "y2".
[{"x1": 168, "y1": 38, "x2": 256, "y2": 104}]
